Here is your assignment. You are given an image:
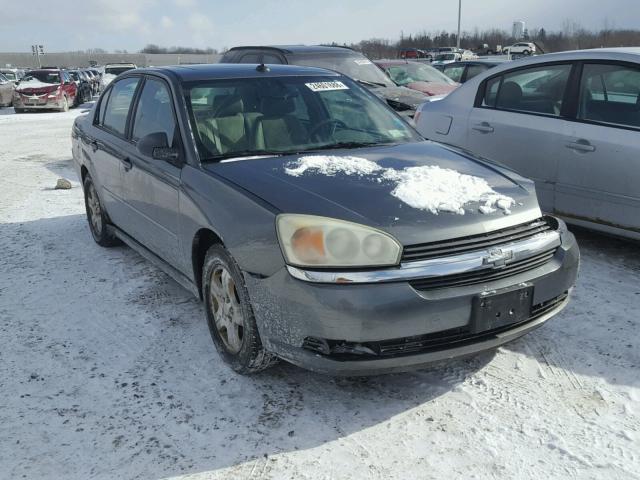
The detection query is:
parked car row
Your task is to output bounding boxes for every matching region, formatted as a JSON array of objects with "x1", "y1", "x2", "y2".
[{"x1": 5, "y1": 64, "x2": 137, "y2": 112}]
